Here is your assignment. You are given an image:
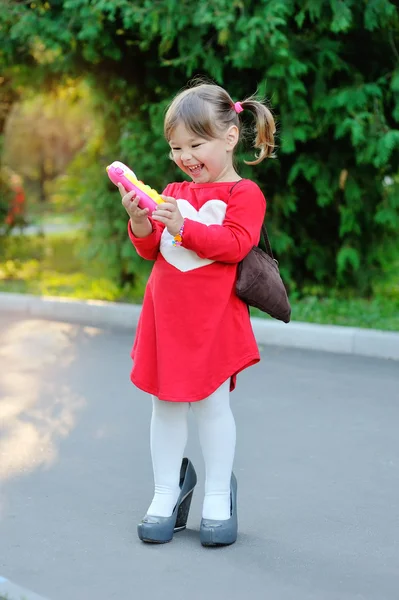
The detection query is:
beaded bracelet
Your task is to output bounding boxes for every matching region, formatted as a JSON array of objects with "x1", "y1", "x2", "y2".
[{"x1": 172, "y1": 219, "x2": 185, "y2": 246}]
